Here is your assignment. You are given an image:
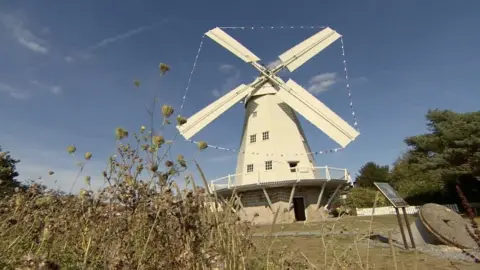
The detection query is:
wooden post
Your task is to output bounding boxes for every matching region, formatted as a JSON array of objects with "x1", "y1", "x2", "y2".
[
  {"x1": 288, "y1": 184, "x2": 297, "y2": 211},
  {"x1": 316, "y1": 181, "x2": 327, "y2": 210},
  {"x1": 394, "y1": 207, "x2": 409, "y2": 249},
  {"x1": 262, "y1": 187, "x2": 274, "y2": 212},
  {"x1": 401, "y1": 207, "x2": 416, "y2": 249}
]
